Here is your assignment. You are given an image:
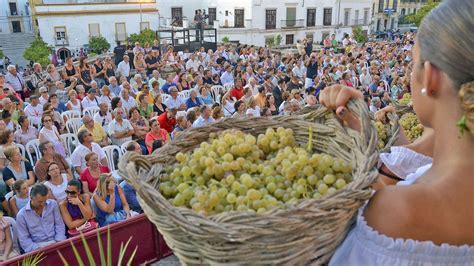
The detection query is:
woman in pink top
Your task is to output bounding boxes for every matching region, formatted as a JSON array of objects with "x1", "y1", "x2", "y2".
[
  {"x1": 145, "y1": 118, "x2": 169, "y2": 154},
  {"x1": 80, "y1": 152, "x2": 110, "y2": 195}
]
